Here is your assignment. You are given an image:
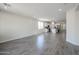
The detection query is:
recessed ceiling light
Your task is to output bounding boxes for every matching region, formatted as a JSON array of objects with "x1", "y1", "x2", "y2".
[
  {"x1": 4, "y1": 6, "x2": 8, "y2": 9},
  {"x1": 52, "y1": 22, "x2": 54, "y2": 24},
  {"x1": 58, "y1": 8, "x2": 62, "y2": 11}
]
